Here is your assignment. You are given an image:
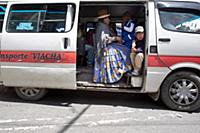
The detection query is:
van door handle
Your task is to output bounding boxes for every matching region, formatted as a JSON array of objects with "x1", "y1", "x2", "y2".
[
  {"x1": 158, "y1": 38, "x2": 171, "y2": 42},
  {"x1": 64, "y1": 38, "x2": 69, "y2": 49}
]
